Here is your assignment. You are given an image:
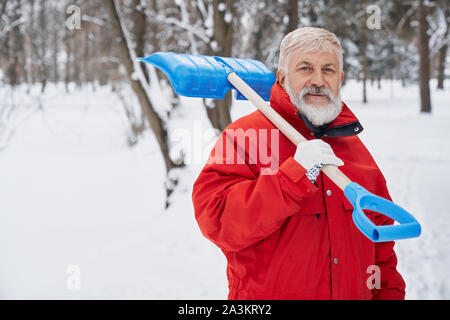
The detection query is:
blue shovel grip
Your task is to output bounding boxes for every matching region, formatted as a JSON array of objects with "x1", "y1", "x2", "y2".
[{"x1": 344, "y1": 182, "x2": 421, "y2": 242}]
